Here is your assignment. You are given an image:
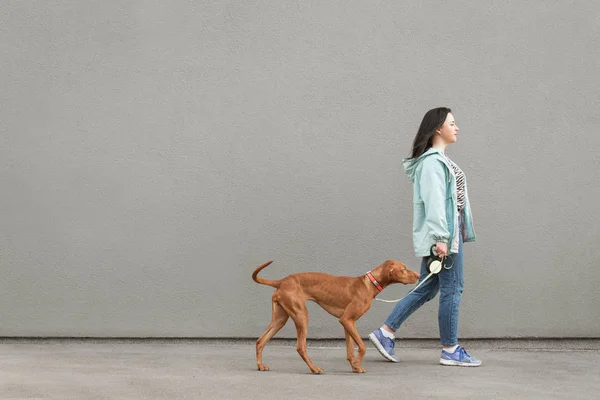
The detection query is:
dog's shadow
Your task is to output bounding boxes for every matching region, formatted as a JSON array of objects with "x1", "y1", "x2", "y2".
[{"x1": 246, "y1": 356, "x2": 435, "y2": 376}]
